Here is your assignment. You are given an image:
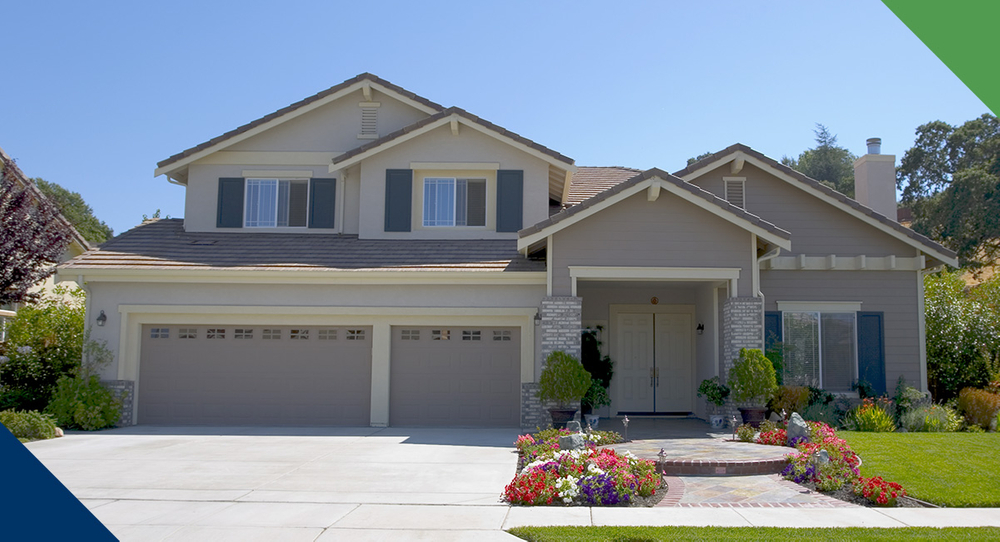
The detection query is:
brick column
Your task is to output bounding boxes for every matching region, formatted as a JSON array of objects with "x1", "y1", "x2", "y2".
[
  {"x1": 101, "y1": 380, "x2": 135, "y2": 426},
  {"x1": 521, "y1": 296, "x2": 583, "y2": 428},
  {"x1": 721, "y1": 296, "x2": 764, "y2": 420}
]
